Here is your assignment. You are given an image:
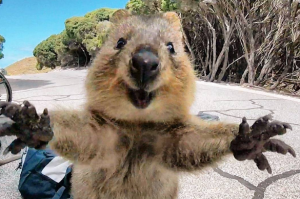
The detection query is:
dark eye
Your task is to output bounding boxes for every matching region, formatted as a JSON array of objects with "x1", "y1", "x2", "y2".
[
  {"x1": 166, "y1": 42, "x2": 175, "y2": 54},
  {"x1": 116, "y1": 38, "x2": 127, "y2": 49}
]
